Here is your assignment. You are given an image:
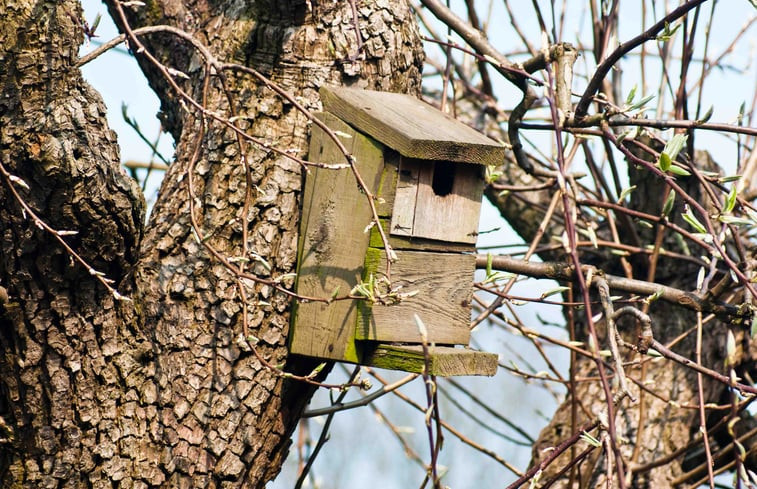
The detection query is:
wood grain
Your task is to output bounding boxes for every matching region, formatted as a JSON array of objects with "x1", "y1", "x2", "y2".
[
  {"x1": 356, "y1": 249, "x2": 474, "y2": 344},
  {"x1": 375, "y1": 149, "x2": 400, "y2": 217},
  {"x1": 363, "y1": 344, "x2": 499, "y2": 376},
  {"x1": 390, "y1": 157, "x2": 420, "y2": 237},
  {"x1": 320, "y1": 86, "x2": 505, "y2": 165},
  {"x1": 369, "y1": 219, "x2": 475, "y2": 252},
  {"x1": 290, "y1": 112, "x2": 384, "y2": 361},
  {"x1": 411, "y1": 159, "x2": 484, "y2": 244},
  {"x1": 389, "y1": 157, "x2": 483, "y2": 244}
]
